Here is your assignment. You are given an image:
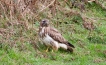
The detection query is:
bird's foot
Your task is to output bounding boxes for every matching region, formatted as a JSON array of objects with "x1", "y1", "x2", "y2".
[
  {"x1": 45, "y1": 47, "x2": 49, "y2": 52},
  {"x1": 51, "y1": 49, "x2": 54, "y2": 52}
]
